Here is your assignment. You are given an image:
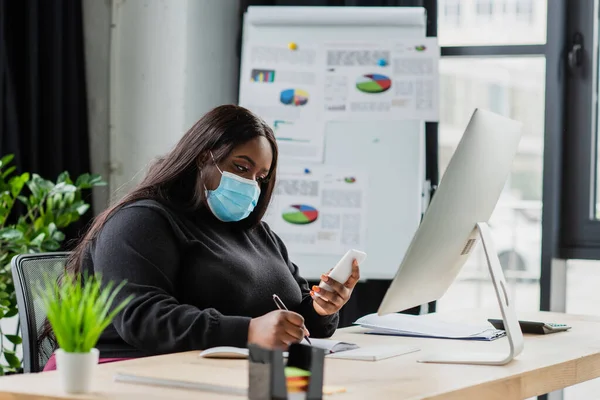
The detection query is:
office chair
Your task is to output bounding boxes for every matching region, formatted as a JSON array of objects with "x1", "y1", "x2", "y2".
[{"x1": 11, "y1": 252, "x2": 69, "y2": 373}]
